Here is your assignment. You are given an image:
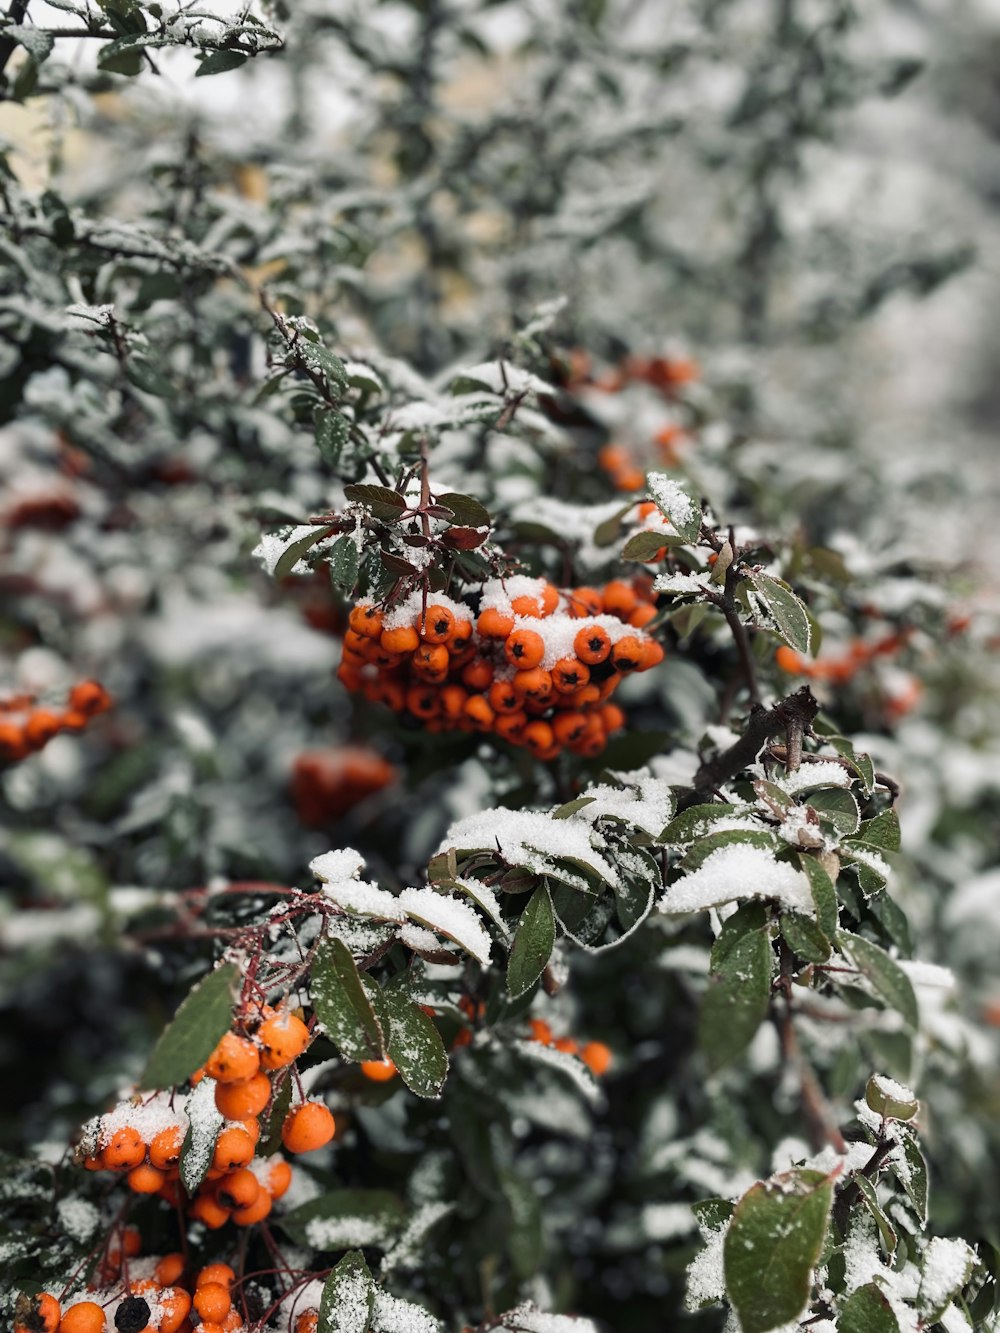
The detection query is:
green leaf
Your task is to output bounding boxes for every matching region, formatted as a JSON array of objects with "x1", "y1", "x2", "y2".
[
  {"x1": 699, "y1": 927, "x2": 772, "y2": 1071},
  {"x1": 381, "y1": 990, "x2": 448, "y2": 1099},
  {"x1": 316, "y1": 409, "x2": 351, "y2": 470},
  {"x1": 780, "y1": 912, "x2": 831, "y2": 964},
  {"x1": 142, "y1": 963, "x2": 238, "y2": 1088},
  {"x1": 798, "y1": 855, "x2": 839, "y2": 938},
  {"x1": 745, "y1": 572, "x2": 812, "y2": 654},
  {"x1": 647, "y1": 473, "x2": 701, "y2": 542},
  {"x1": 662, "y1": 803, "x2": 741, "y2": 844},
  {"x1": 506, "y1": 883, "x2": 555, "y2": 998},
  {"x1": 551, "y1": 796, "x2": 596, "y2": 820},
  {"x1": 311, "y1": 938, "x2": 385, "y2": 1062},
  {"x1": 273, "y1": 527, "x2": 330, "y2": 580},
  {"x1": 15, "y1": 29, "x2": 54, "y2": 63},
  {"x1": 889, "y1": 1130, "x2": 928, "y2": 1223},
  {"x1": 593, "y1": 502, "x2": 634, "y2": 547},
  {"x1": 836, "y1": 933, "x2": 918, "y2": 1030},
  {"x1": 300, "y1": 341, "x2": 348, "y2": 393},
  {"x1": 126, "y1": 355, "x2": 173, "y2": 397},
  {"x1": 195, "y1": 48, "x2": 249, "y2": 76},
  {"x1": 279, "y1": 1189, "x2": 405, "y2": 1251},
  {"x1": 838, "y1": 1283, "x2": 900, "y2": 1333},
  {"x1": 724, "y1": 1168, "x2": 834, "y2": 1333},
  {"x1": 260, "y1": 1074, "x2": 294, "y2": 1156},
  {"x1": 808, "y1": 788, "x2": 860, "y2": 836},
  {"x1": 327, "y1": 534, "x2": 360, "y2": 593},
  {"x1": 498, "y1": 1165, "x2": 544, "y2": 1279},
  {"x1": 97, "y1": 38, "x2": 144, "y2": 74},
  {"x1": 319, "y1": 1250, "x2": 374, "y2": 1333},
  {"x1": 179, "y1": 1075, "x2": 224, "y2": 1195},
  {"x1": 435, "y1": 492, "x2": 491, "y2": 528},
  {"x1": 343, "y1": 483, "x2": 407, "y2": 522},
  {"x1": 709, "y1": 900, "x2": 768, "y2": 971},
  {"x1": 854, "y1": 1173, "x2": 897, "y2": 1255},
  {"x1": 857, "y1": 810, "x2": 901, "y2": 852},
  {"x1": 622, "y1": 530, "x2": 670, "y2": 561}
]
